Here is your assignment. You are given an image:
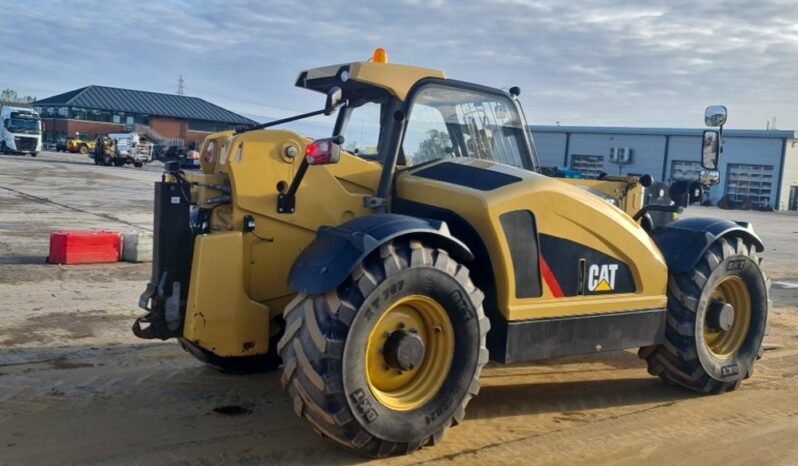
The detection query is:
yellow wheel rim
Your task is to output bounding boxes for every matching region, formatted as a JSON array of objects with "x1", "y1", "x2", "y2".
[
  {"x1": 704, "y1": 276, "x2": 752, "y2": 358},
  {"x1": 365, "y1": 295, "x2": 454, "y2": 411}
]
